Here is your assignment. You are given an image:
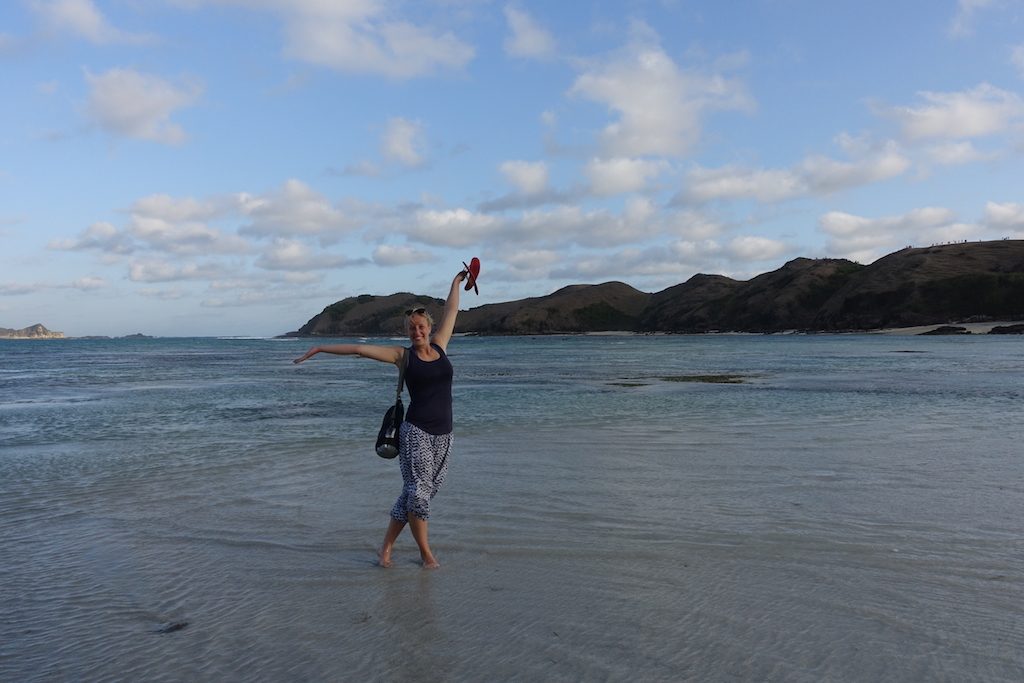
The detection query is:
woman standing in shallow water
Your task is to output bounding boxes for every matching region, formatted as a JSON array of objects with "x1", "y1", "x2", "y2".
[{"x1": 293, "y1": 269, "x2": 466, "y2": 569}]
